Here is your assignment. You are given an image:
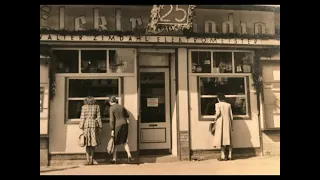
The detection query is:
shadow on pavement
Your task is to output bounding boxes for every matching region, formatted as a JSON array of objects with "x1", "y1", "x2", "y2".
[
  {"x1": 232, "y1": 155, "x2": 257, "y2": 160},
  {"x1": 40, "y1": 166, "x2": 80, "y2": 173},
  {"x1": 94, "y1": 158, "x2": 142, "y2": 166}
]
